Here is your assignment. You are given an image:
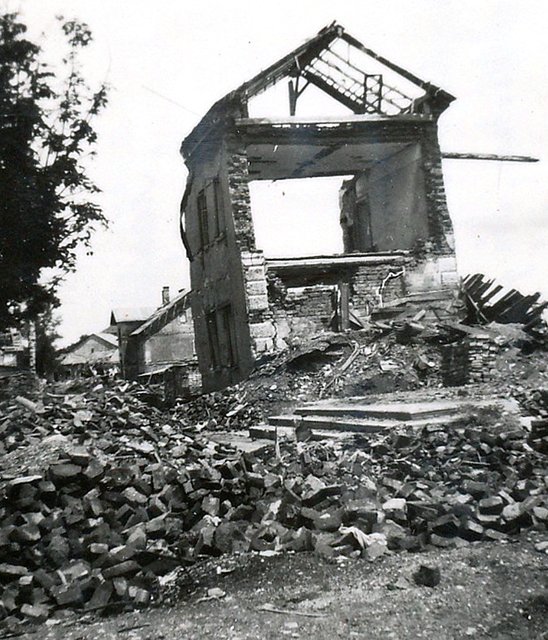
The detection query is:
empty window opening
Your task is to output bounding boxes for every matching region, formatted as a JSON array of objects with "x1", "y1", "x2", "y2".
[
  {"x1": 248, "y1": 176, "x2": 348, "y2": 258},
  {"x1": 212, "y1": 178, "x2": 225, "y2": 237},
  {"x1": 206, "y1": 305, "x2": 237, "y2": 369},
  {"x1": 197, "y1": 189, "x2": 209, "y2": 248},
  {"x1": 217, "y1": 305, "x2": 236, "y2": 368},
  {"x1": 339, "y1": 143, "x2": 428, "y2": 252}
]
